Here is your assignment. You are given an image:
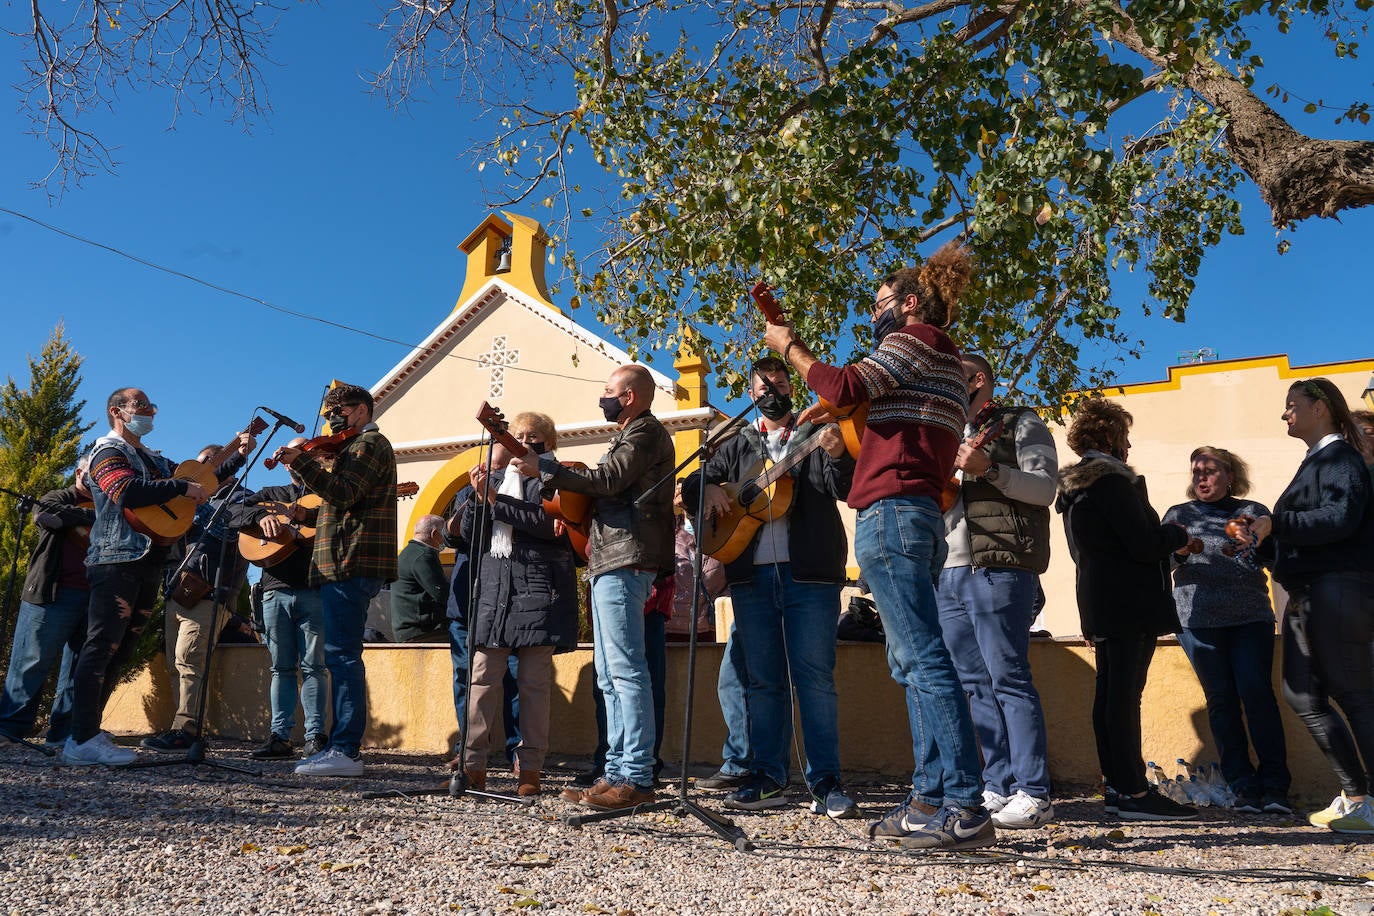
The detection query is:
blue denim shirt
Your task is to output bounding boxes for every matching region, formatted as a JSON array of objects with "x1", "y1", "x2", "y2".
[{"x1": 86, "y1": 434, "x2": 176, "y2": 567}]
